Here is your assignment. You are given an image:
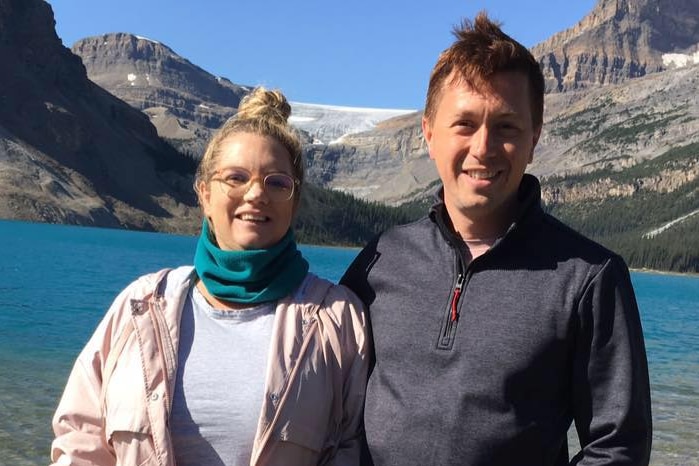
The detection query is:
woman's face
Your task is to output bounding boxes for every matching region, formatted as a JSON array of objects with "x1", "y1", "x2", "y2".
[{"x1": 199, "y1": 132, "x2": 296, "y2": 250}]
